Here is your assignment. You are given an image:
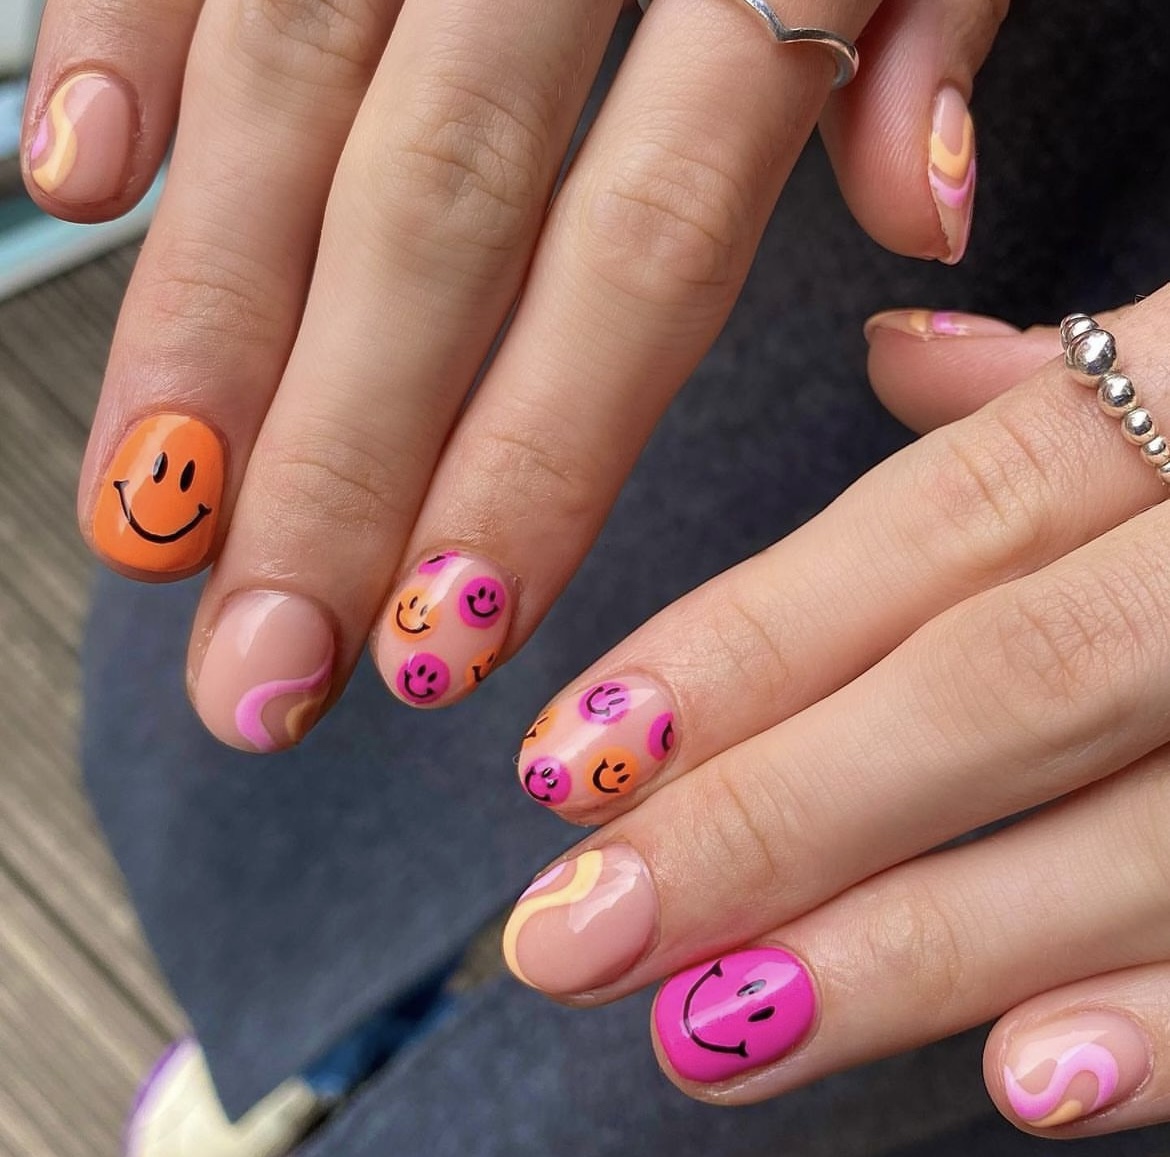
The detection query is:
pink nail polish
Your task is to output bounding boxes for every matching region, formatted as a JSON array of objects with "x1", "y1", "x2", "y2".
[
  {"x1": 376, "y1": 551, "x2": 513, "y2": 708},
  {"x1": 929, "y1": 86, "x2": 976, "y2": 264},
  {"x1": 517, "y1": 676, "x2": 677, "y2": 813},
  {"x1": 194, "y1": 591, "x2": 335, "y2": 754},
  {"x1": 28, "y1": 71, "x2": 136, "y2": 205},
  {"x1": 502, "y1": 846, "x2": 657, "y2": 994},
  {"x1": 1002, "y1": 1012, "x2": 1149, "y2": 1129},
  {"x1": 654, "y1": 947, "x2": 816, "y2": 1084},
  {"x1": 864, "y1": 309, "x2": 1018, "y2": 342}
]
